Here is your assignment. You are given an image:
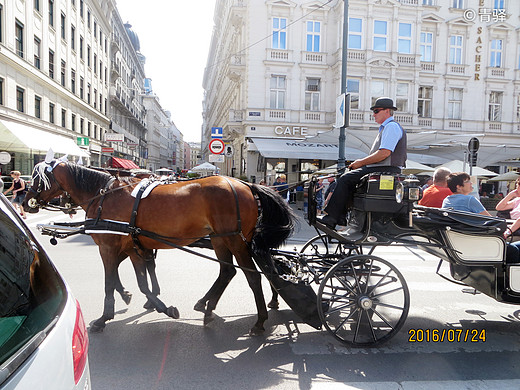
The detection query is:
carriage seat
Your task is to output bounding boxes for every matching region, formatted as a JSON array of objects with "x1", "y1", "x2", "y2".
[
  {"x1": 413, "y1": 205, "x2": 507, "y2": 236},
  {"x1": 353, "y1": 172, "x2": 415, "y2": 214}
]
